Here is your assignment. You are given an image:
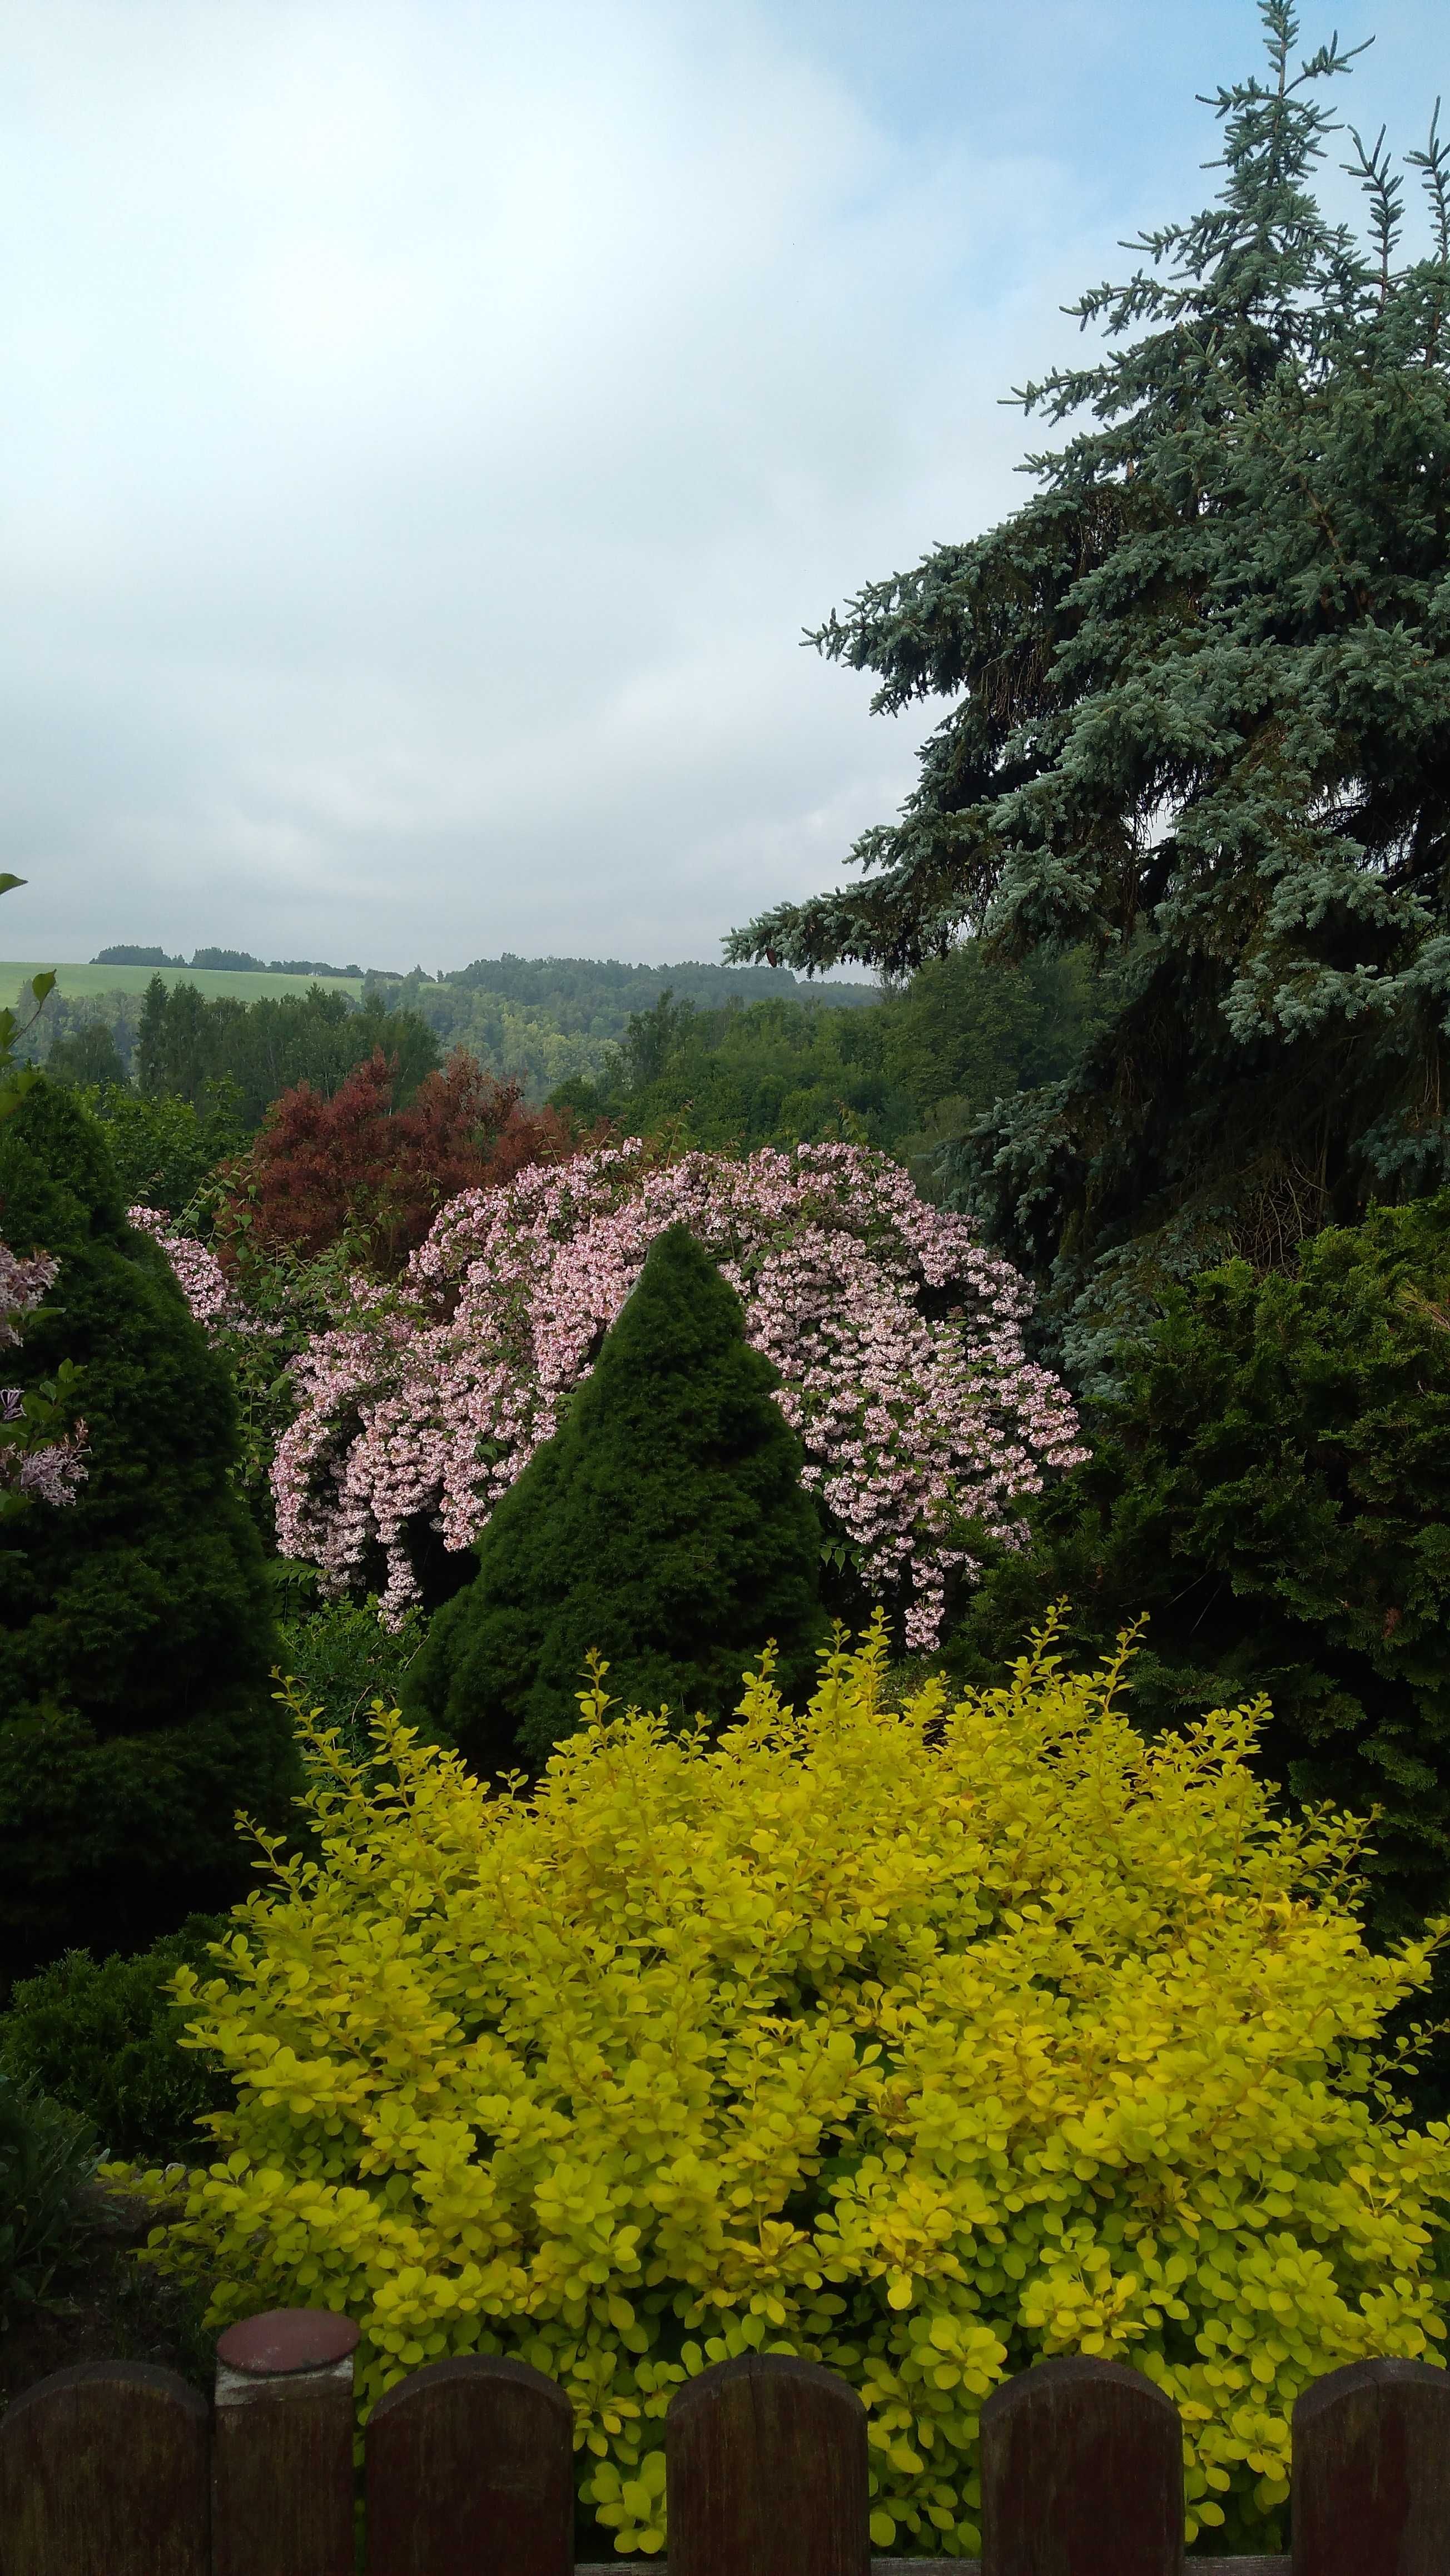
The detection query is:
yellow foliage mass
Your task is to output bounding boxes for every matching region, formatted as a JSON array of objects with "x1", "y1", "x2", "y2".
[{"x1": 129, "y1": 1621, "x2": 1450, "y2": 2557}]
